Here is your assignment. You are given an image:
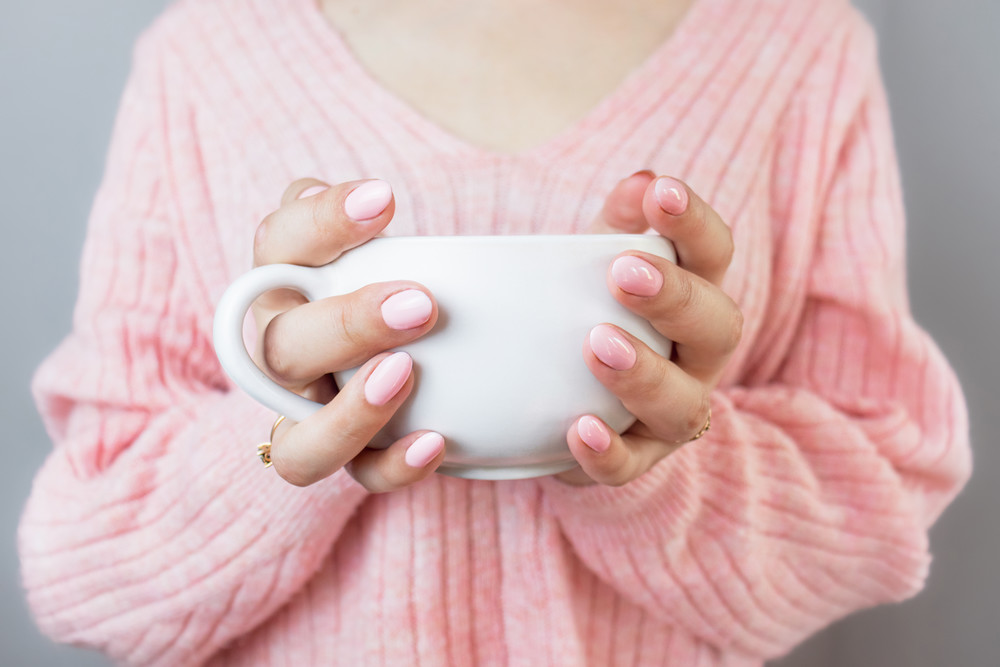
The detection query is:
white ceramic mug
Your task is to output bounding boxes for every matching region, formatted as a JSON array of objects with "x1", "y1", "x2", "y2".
[{"x1": 213, "y1": 235, "x2": 675, "y2": 480}]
